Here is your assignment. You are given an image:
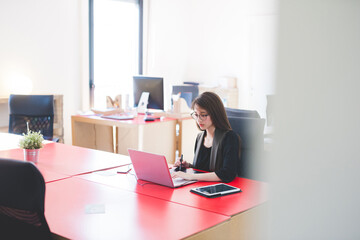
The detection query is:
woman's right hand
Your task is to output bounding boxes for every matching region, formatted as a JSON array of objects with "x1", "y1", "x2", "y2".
[{"x1": 173, "y1": 157, "x2": 190, "y2": 168}]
